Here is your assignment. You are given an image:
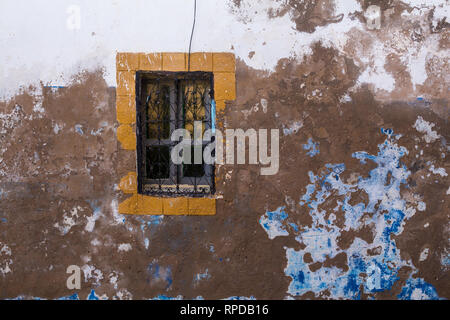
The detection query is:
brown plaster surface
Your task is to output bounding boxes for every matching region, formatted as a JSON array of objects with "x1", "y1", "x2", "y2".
[{"x1": 0, "y1": 0, "x2": 448, "y2": 300}]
